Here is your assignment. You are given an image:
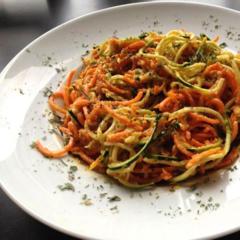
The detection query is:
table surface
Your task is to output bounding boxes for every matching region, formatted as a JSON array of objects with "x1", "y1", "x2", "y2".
[{"x1": 1, "y1": 0, "x2": 240, "y2": 239}]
